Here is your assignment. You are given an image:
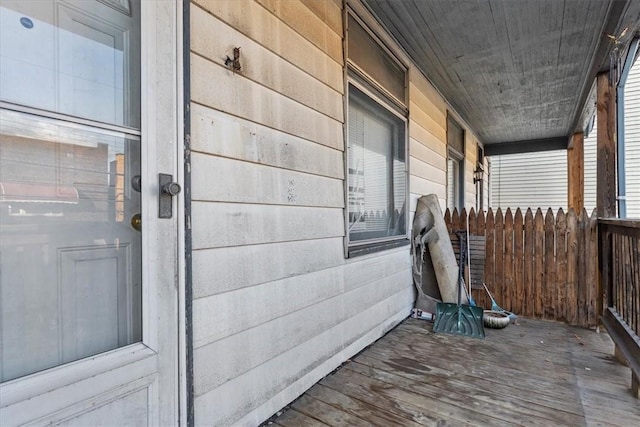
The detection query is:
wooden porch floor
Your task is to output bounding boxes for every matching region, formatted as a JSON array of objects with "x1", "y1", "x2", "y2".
[{"x1": 269, "y1": 318, "x2": 640, "y2": 427}]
